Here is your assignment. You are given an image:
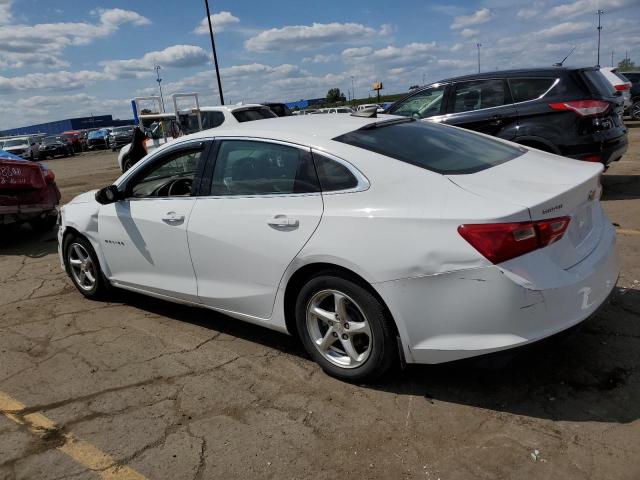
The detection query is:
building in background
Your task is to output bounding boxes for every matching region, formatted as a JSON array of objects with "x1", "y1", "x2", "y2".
[{"x1": 0, "y1": 115, "x2": 134, "y2": 136}]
